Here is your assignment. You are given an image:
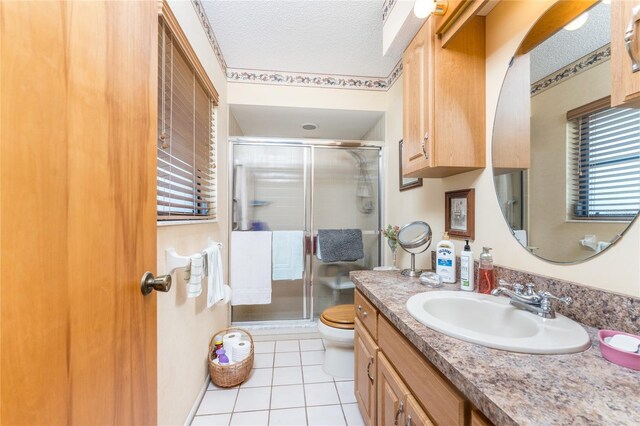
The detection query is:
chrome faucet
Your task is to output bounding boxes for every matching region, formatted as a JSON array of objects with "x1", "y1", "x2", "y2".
[{"x1": 491, "y1": 280, "x2": 572, "y2": 319}]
